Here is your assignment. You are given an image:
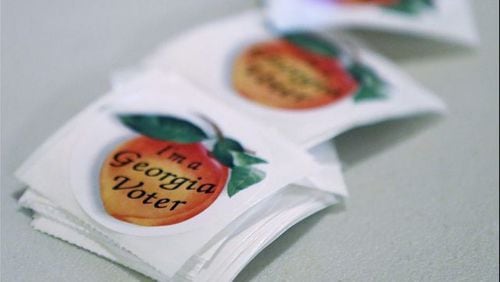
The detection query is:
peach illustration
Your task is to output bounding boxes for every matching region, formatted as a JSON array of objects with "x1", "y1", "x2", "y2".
[
  {"x1": 232, "y1": 34, "x2": 358, "y2": 110},
  {"x1": 99, "y1": 114, "x2": 267, "y2": 227}
]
